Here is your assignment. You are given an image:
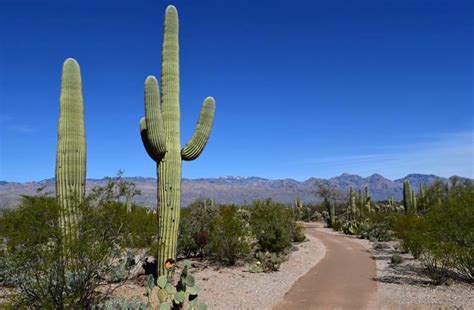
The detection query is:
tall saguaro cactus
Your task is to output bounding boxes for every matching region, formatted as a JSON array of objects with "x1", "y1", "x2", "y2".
[
  {"x1": 139, "y1": 5, "x2": 215, "y2": 276},
  {"x1": 403, "y1": 180, "x2": 412, "y2": 214},
  {"x1": 55, "y1": 58, "x2": 86, "y2": 240}
]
